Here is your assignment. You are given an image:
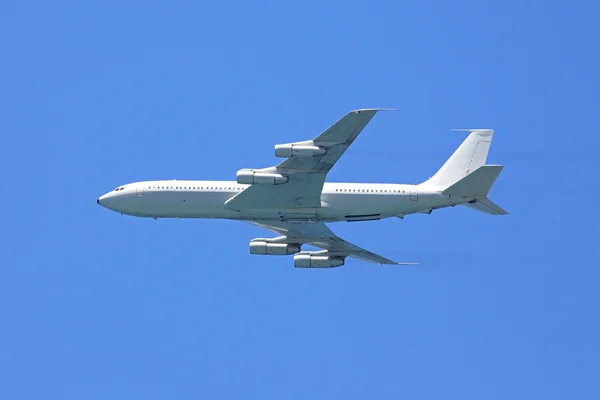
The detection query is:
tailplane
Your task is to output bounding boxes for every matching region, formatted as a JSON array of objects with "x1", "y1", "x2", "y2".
[
  {"x1": 464, "y1": 197, "x2": 508, "y2": 215},
  {"x1": 442, "y1": 165, "x2": 503, "y2": 197},
  {"x1": 441, "y1": 165, "x2": 509, "y2": 215}
]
